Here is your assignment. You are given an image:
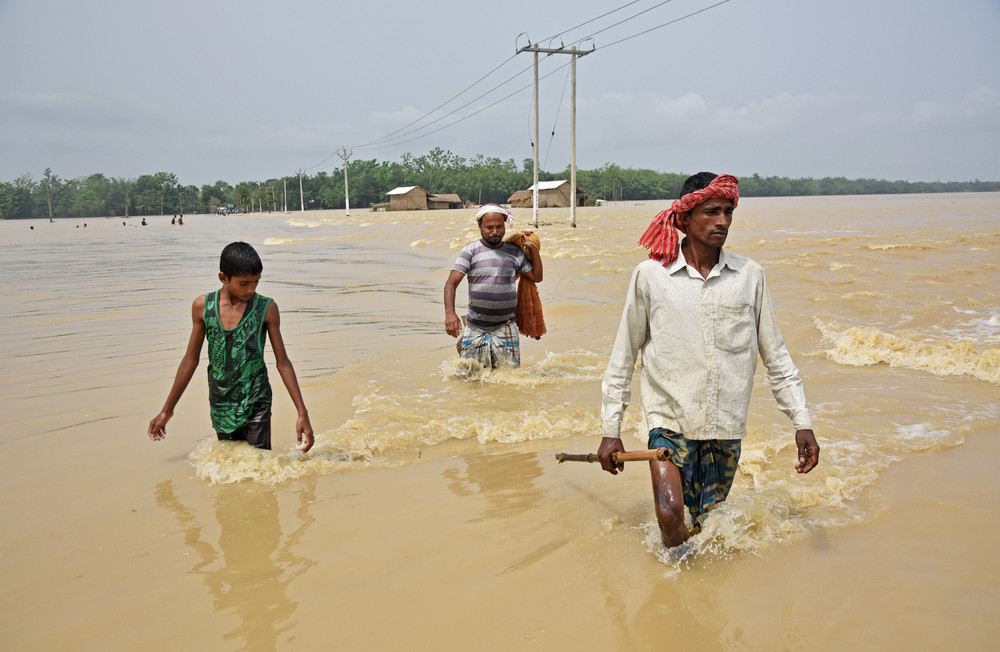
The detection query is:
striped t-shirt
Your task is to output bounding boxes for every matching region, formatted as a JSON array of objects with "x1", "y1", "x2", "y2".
[{"x1": 453, "y1": 241, "x2": 532, "y2": 331}]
